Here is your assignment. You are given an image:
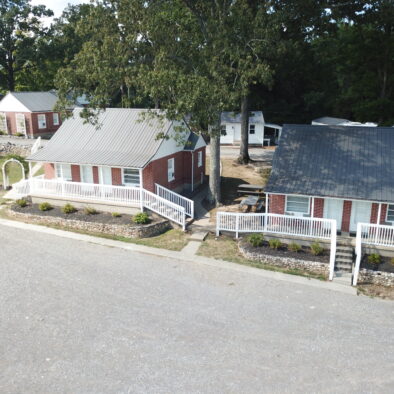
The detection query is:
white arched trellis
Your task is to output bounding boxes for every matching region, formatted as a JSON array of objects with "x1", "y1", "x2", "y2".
[{"x1": 2, "y1": 158, "x2": 26, "y2": 190}]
